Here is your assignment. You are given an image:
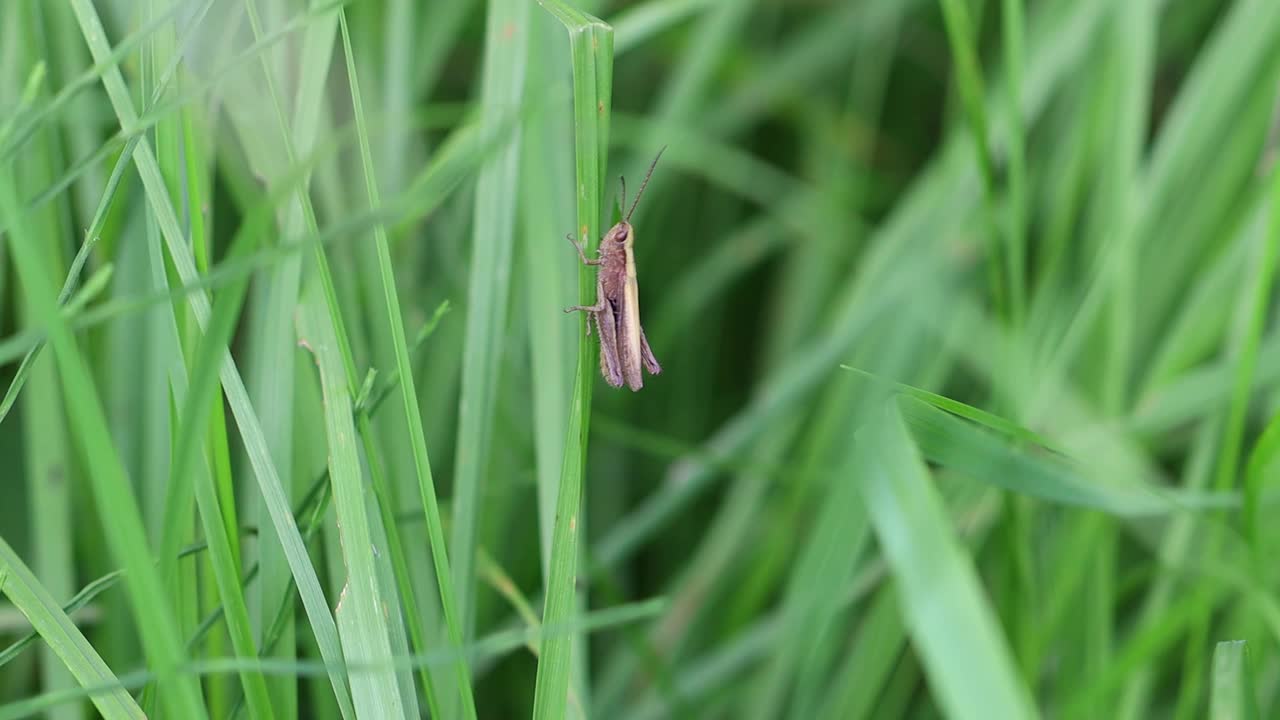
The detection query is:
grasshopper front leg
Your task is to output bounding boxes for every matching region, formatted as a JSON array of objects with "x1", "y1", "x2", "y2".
[{"x1": 566, "y1": 233, "x2": 603, "y2": 266}]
